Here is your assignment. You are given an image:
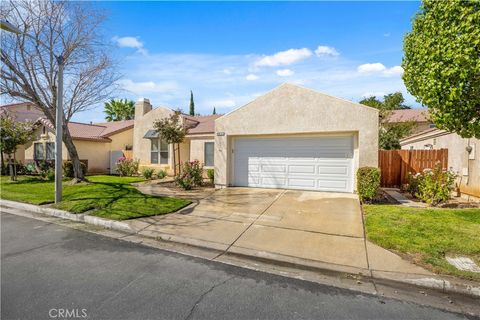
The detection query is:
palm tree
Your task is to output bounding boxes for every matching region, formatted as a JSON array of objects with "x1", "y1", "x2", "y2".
[{"x1": 104, "y1": 99, "x2": 135, "y2": 122}]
